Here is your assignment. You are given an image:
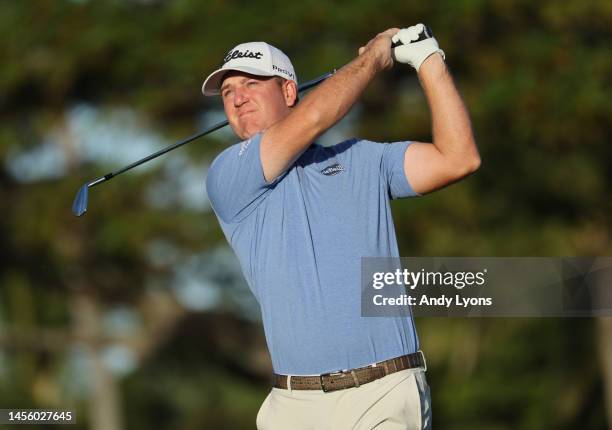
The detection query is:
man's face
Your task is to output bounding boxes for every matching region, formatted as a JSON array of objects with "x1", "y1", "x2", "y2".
[{"x1": 220, "y1": 72, "x2": 293, "y2": 140}]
